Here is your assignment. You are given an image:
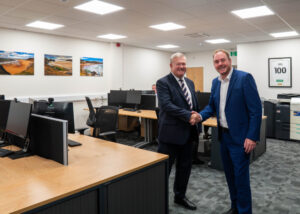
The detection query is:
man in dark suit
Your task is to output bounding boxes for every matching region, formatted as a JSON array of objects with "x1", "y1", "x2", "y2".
[
  {"x1": 156, "y1": 52, "x2": 201, "y2": 210},
  {"x1": 192, "y1": 49, "x2": 262, "y2": 214}
]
